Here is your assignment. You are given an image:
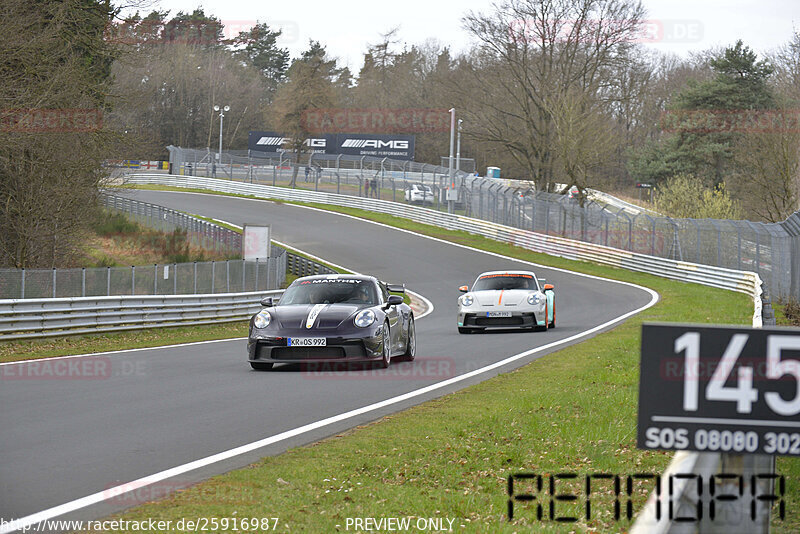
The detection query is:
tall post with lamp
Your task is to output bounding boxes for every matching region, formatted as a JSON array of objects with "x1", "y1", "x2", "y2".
[{"x1": 213, "y1": 105, "x2": 230, "y2": 178}]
